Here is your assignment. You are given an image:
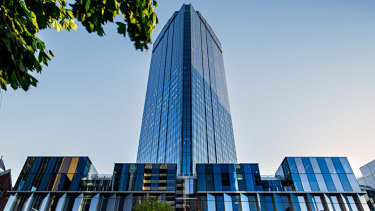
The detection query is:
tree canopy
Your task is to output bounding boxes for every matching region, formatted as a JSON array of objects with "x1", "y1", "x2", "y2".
[
  {"x1": 0, "y1": 0, "x2": 158, "y2": 91},
  {"x1": 133, "y1": 198, "x2": 174, "y2": 211}
]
